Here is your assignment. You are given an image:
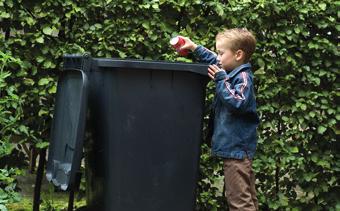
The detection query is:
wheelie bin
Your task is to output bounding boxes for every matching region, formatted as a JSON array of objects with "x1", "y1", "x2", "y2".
[{"x1": 46, "y1": 54, "x2": 209, "y2": 211}]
